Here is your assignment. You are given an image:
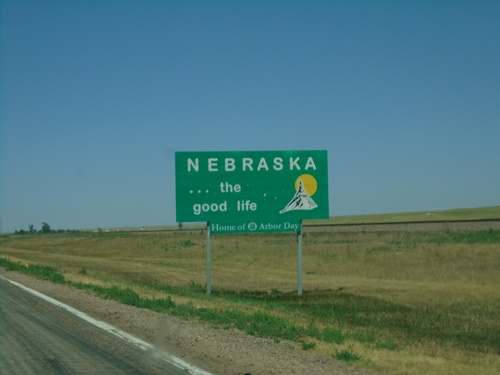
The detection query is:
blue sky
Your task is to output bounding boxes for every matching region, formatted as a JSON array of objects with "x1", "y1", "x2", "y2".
[{"x1": 1, "y1": 0, "x2": 499, "y2": 233}]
